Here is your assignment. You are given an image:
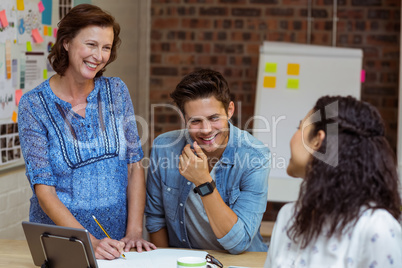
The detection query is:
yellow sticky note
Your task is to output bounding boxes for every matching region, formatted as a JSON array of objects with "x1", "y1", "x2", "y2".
[
  {"x1": 287, "y1": 78, "x2": 299, "y2": 90},
  {"x1": 48, "y1": 26, "x2": 52, "y2": 36},
  {"x1": 287, "y1": 63, "x2": 300, "y2": 75},
  {"x1": 17, "y1": 0, "x2": 25, "y2": 11},
  {"x1": 26, "y1": 41, "x2": 32, "y2": 52},
  {"x1": 43, "y1": 69, "x2": 48, "y2": 79},
  {"x1": 12, "y1": 111, "x2": 17, "y2": 123},
  {"x1": 263, "y1": 76, "x2": 276, "y2": 88},
  {"x1": 265, "y1": 63, "x2": 277, "y2": 73}
]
